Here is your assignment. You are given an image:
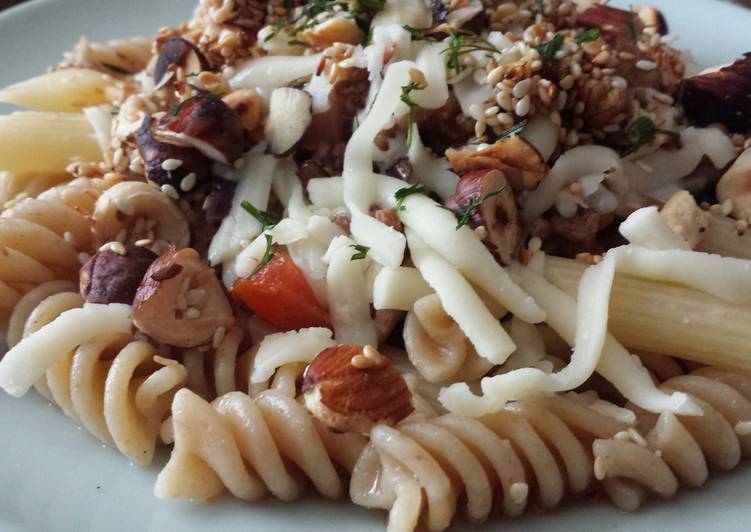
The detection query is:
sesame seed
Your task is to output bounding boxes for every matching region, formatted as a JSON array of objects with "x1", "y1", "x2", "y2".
[
  {"x1": 180, "y1": 173, "x2": 197, "y2": 192},
  {"x1": 160, "y1": 184, "x2": 180, "y2": 200},
  {"x1": 186, "y1": 288, "x2": 207, "y2": 307},
  {"x1": 99, "y1": 241, "x2": 127, "y2": 256},
  {"x1": 134, "y1": 238, "x2": 154, "y2": 247},
  {"x1": 528, "y1": 236, "x2": 542, "y2": 253},
  {"x1": 497, "y1": 112, "x2": 514, "y2": 126},
  {"x1": 611, "y1": 76, "x2": 628, "y2": 89},
  {"x1": 636, "y1": 60, "x2": 657, "y2": 71},
  {"x1": 63, "y1": 231, "x2": 76, "y2": 245},
  {"x1": 722, "y1": 199, "x2": 734, "y2": 216},
  {"x1": 559, "y1": 75, "x2": 574, "y2": 90},
  {"x1": 351, "y1": 354, "x2": 374, "y2": 369},
  {"x1": 653, "y1": 93, "x2": 674, "y2": 105},
  {"x1": 362, "y1": 345, "x2": 384, "y2": 365},
  {"x1": 486, "y1": 65, "x2": 504, "y2": 86},
  {"x1": 512, "y1": 78, "x2": 532, "y2": 98},
  {"x1": 736, "y1": 219, "x2": 748, "y2": 235},
  {"x1": 571, "y1": 61, "x2": 583, "y2": 78},
  {"x1": 78, "y1": 252, "x2": 91, "y2": 265},
  {"x1": 474, "y1": 225, "x2": 489, "y2": 240},
  {"x1": 115, "y1": 228, "x2": 127, "y2": 243},
  {"x1": 530, "y1": 59, "x2": 543, "y2": 71},
  {"x1": 484, "y1": 105, "x2": 501, "y2": 118},
  {"x1": 618, "y1": 51, "x2": 636, "y2": 61},
  {"x1": 515, "y1": 95, "x2": 530, "y2": 117},
  {"x1": 161, "y1": 159, "x2": 183, "y2": 172},
  {"x1": 212, "y1": 326, "x2": 227, "y2": 349},
  {"x1": 185, "y1": 307, "x2": 201, "y2": 319},
  {"x1": 593, "y1": 50, "x2": 611, "y2": 65},
  {"x1": 475, "y1": 119, "x2": 487, "y2": 138},
  {"x1": 509, "y1": 482, "x2": 528, "y2": 504},
  {"x1": 603, "y1": 124, "x2": 621, "y2": 133}
]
